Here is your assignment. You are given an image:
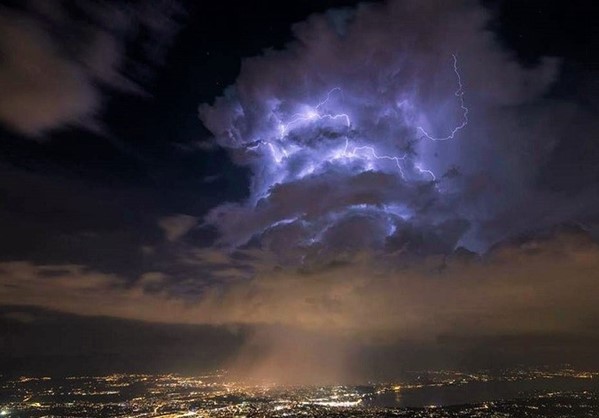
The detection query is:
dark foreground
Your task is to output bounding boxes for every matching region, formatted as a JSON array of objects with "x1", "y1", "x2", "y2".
[{"x1": 1, "y1": 368, "x2": 598, "y2": 417}]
